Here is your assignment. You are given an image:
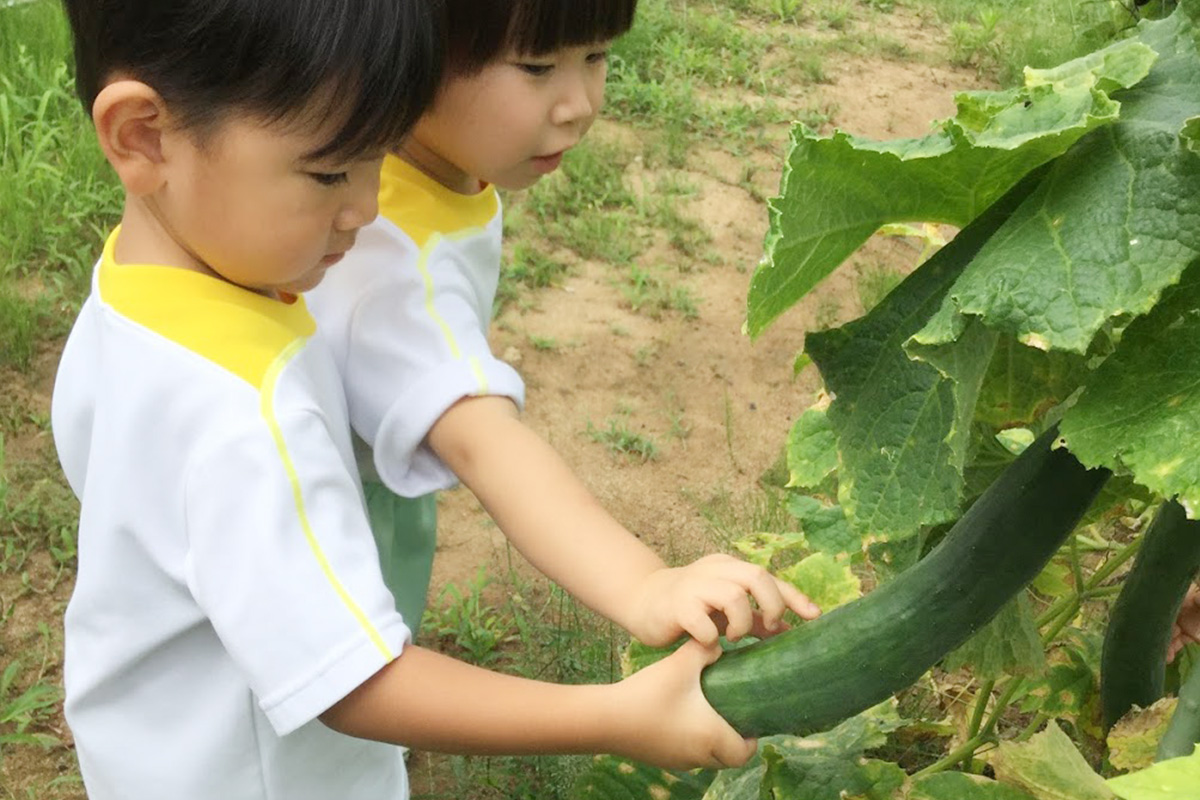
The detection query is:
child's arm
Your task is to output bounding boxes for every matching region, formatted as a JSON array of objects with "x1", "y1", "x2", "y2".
[
  {"x1": 1168, "y1": 583, "x2": 1200, "y2": 663},
  {"x1": 320, "y1": 638, "x2": 756, "y2": 769},
  {"x1": 427, "y1": 395, "x2": 819, "y2": 648}
]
